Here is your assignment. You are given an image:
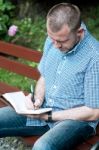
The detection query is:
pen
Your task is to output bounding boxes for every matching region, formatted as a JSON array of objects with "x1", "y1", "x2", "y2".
[{"x1": 30, "y1": 84, "x2": 35, "y2": 103}]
